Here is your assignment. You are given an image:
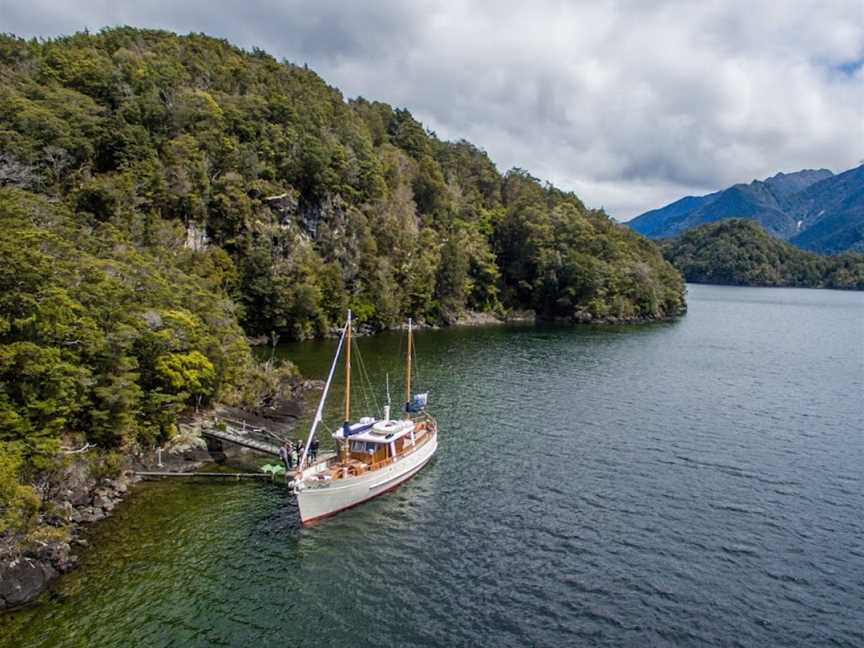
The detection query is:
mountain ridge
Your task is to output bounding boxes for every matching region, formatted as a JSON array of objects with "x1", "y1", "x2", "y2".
[{"x1": 629, "y1": 166, "x2": 863, "y2": 252}]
